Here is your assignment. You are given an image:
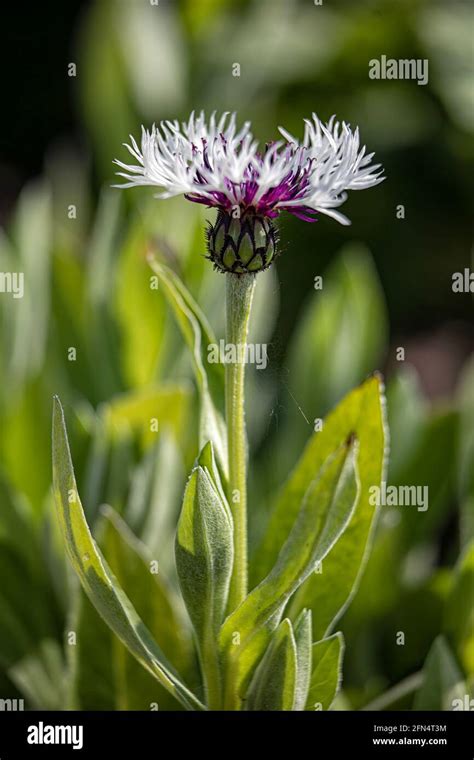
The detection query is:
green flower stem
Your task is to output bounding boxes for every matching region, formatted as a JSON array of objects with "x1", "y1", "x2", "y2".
[{"x1": 225, "y1": 272, "x2": 256, "y2": 612}]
